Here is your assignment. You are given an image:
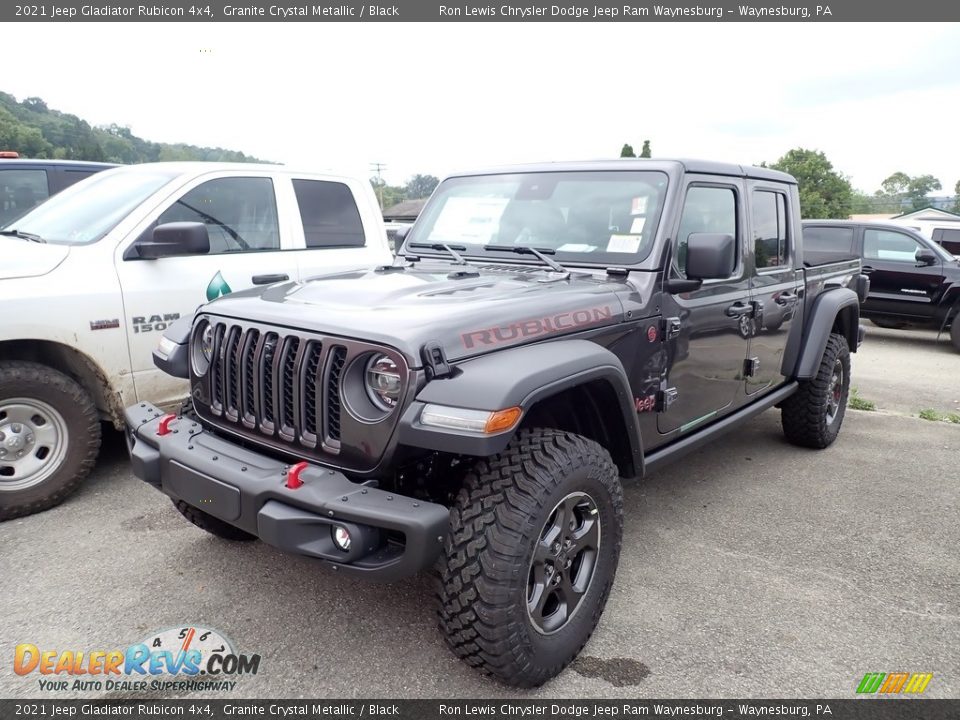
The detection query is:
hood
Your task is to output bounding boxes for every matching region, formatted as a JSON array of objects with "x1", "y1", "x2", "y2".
[
  {"x1": 0, "y1": 237, "x2": 70, "y2": 280},
  {"x1": 202, "y1": 261, "x2": 649, "y2": 365}
]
